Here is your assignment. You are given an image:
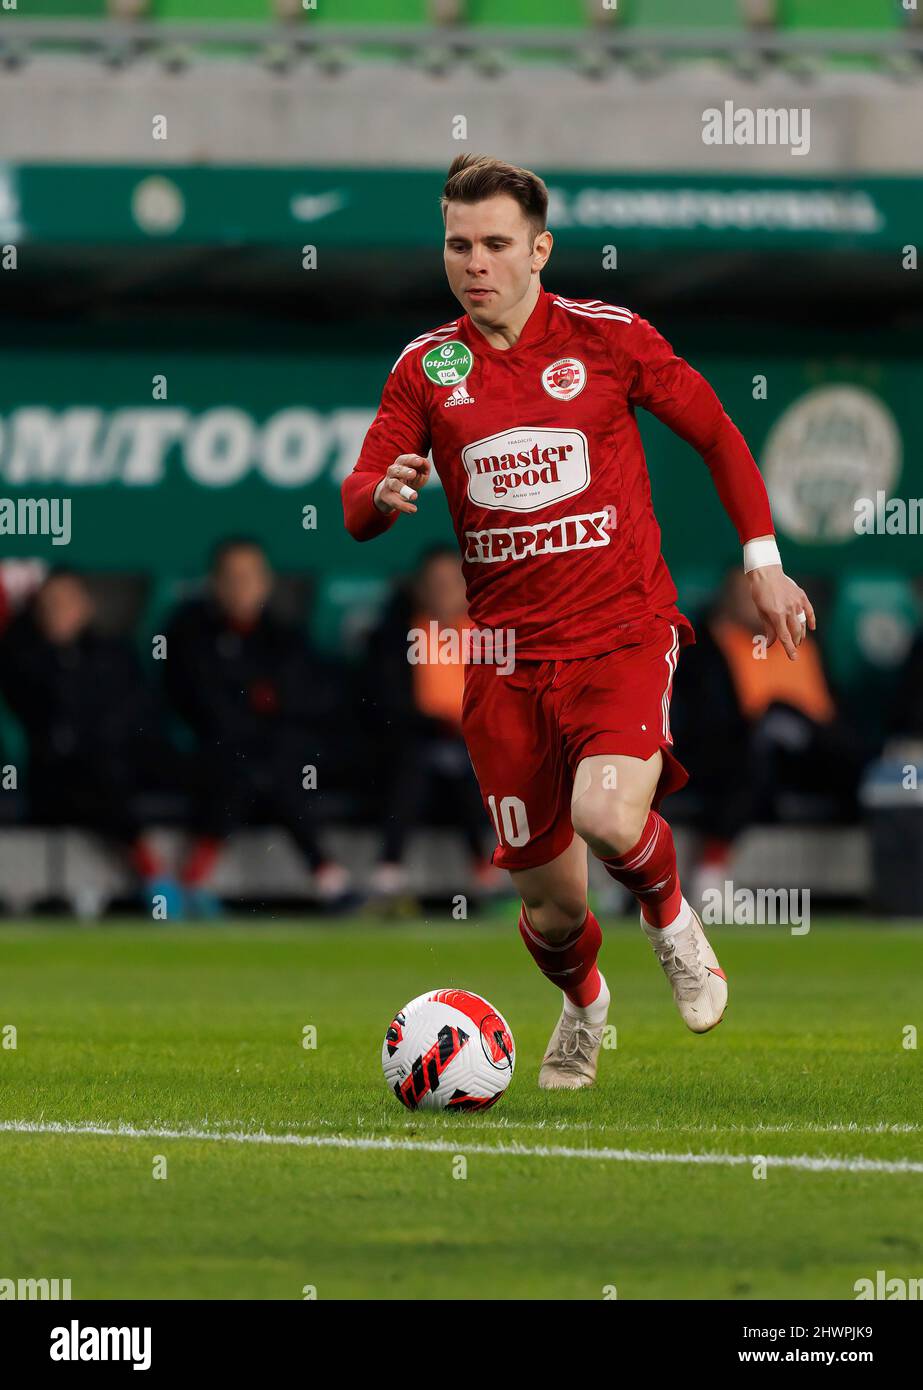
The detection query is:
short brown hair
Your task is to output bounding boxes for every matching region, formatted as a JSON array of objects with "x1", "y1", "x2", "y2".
[{"x1": 441, "y1": 154, "x2": 548, "y2": 242}]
